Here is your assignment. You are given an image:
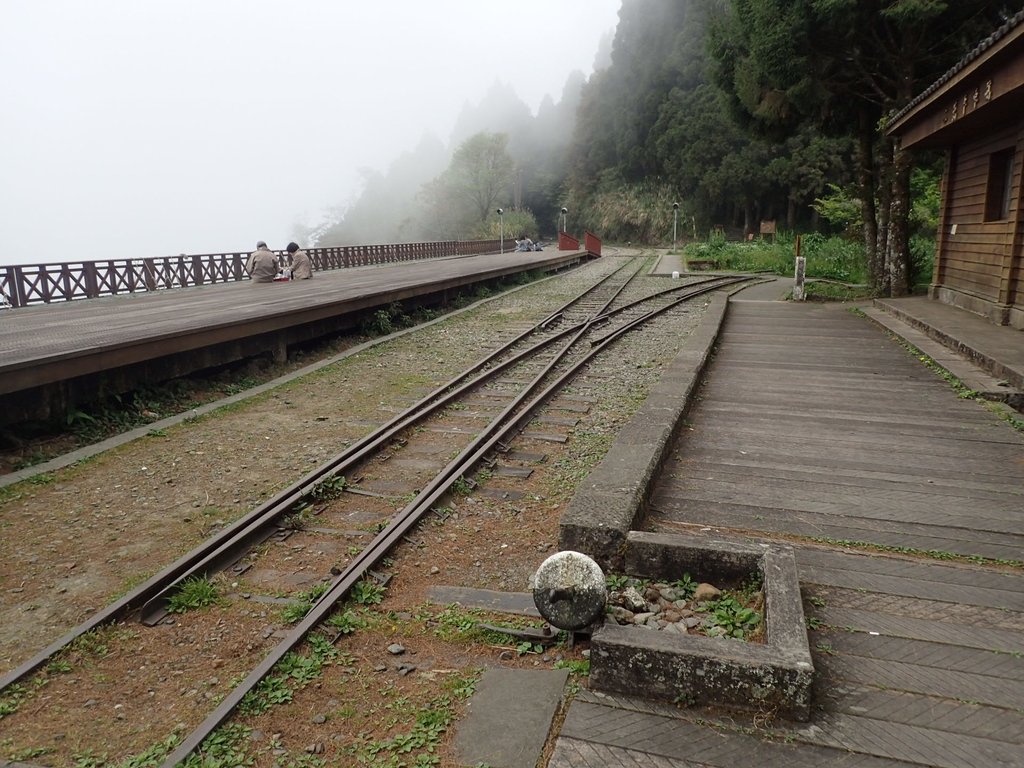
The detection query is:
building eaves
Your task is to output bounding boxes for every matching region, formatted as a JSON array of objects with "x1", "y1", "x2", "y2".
[{"x1": 889, "y1": 9, "x2": 1024, "y2": 125}]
